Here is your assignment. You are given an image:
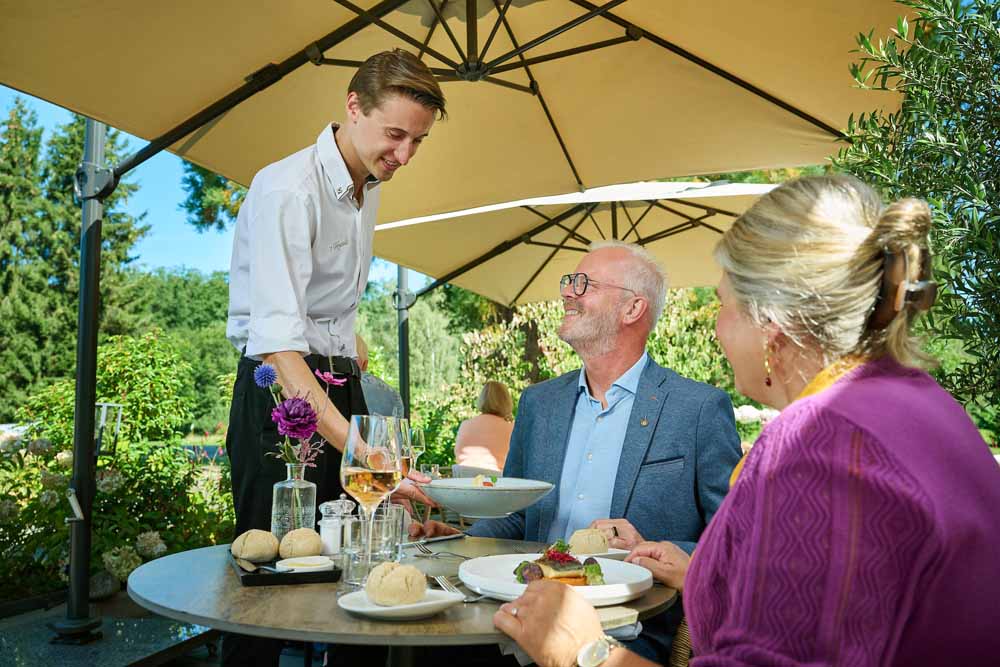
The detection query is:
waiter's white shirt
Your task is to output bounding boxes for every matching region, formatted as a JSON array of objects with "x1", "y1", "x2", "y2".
[{"x1": 227, "y1": 124, "x2": 380, "y2": 360}]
